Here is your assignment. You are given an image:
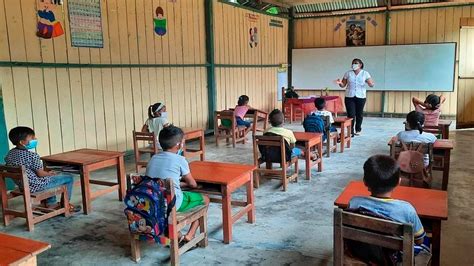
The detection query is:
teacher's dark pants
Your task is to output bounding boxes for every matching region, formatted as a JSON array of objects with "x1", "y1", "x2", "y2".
[{"x1": 345, "y1": 96, "x2": 366, "y2": 133}]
